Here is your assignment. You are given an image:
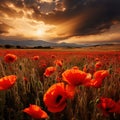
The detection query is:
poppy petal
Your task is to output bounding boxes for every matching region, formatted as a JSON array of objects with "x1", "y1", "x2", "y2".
[{"x1": 0, "y1": 75, "x2": 17, "y2": 90}]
